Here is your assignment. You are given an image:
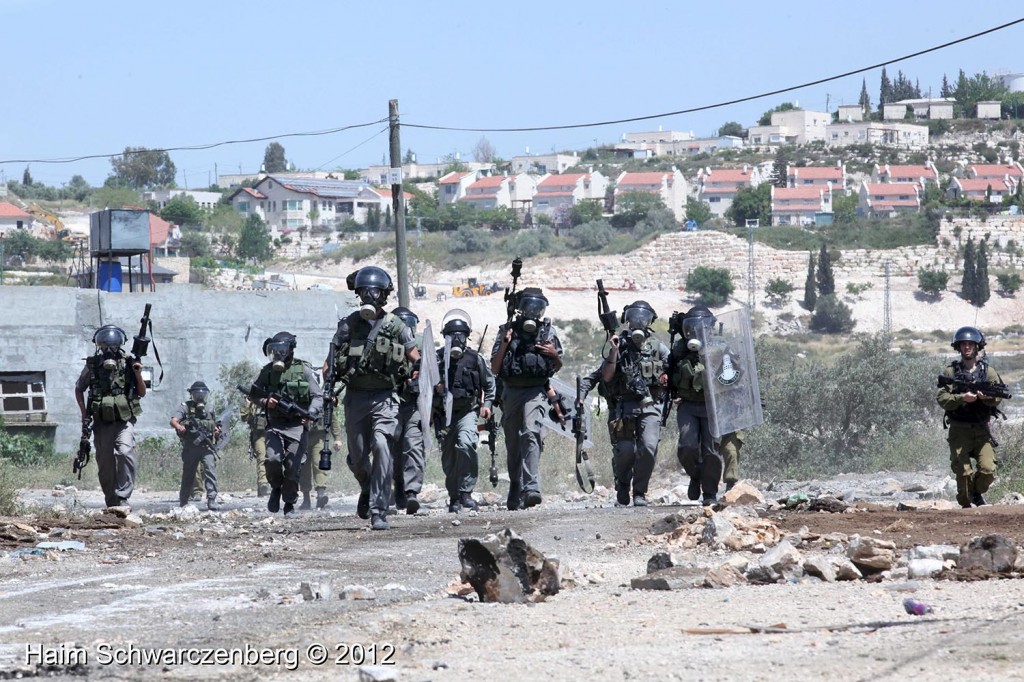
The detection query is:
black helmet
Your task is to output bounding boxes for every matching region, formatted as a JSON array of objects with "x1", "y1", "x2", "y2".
[
  {"x1": 684, "y1": 304, "x2": 714, "y2": 321},
  {"x1": 442, "y1": 308, "x2": 472, "y2": 336},
  {"x1": 188, "y1": 381, "x2": 210, "y2": 403},
  {"x1": 952, "y1": 326, "x2": 985, "y2": 350},
  {"x1": 621, "y1": 300, "x2": 657, "y2": 328},
  {"x1": 347, "y1": 266, "x2": 394, "y2": 293},
  {"x1": 265, "y1": 331, "x2": 297, "y2": 357},
  {"x1": 93, "y1": 325, "x2": 127, "y2": 349},
  {"x1": 392, "y1": 306, "x2": 419, "y2": 331},
  {"x1": 516, "y1": 287, "x2": 548, "y2": 319},
  {"x1": 682, "y1": 305, "x2": 715, "y2": 340}
]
